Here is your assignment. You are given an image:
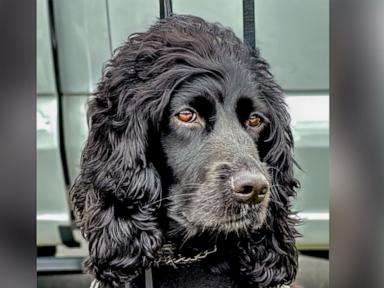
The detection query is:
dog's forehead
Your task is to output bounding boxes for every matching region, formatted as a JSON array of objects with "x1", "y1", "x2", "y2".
[{"x1": 170, "y1": 69, "x2": 264, "y2": 113}]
